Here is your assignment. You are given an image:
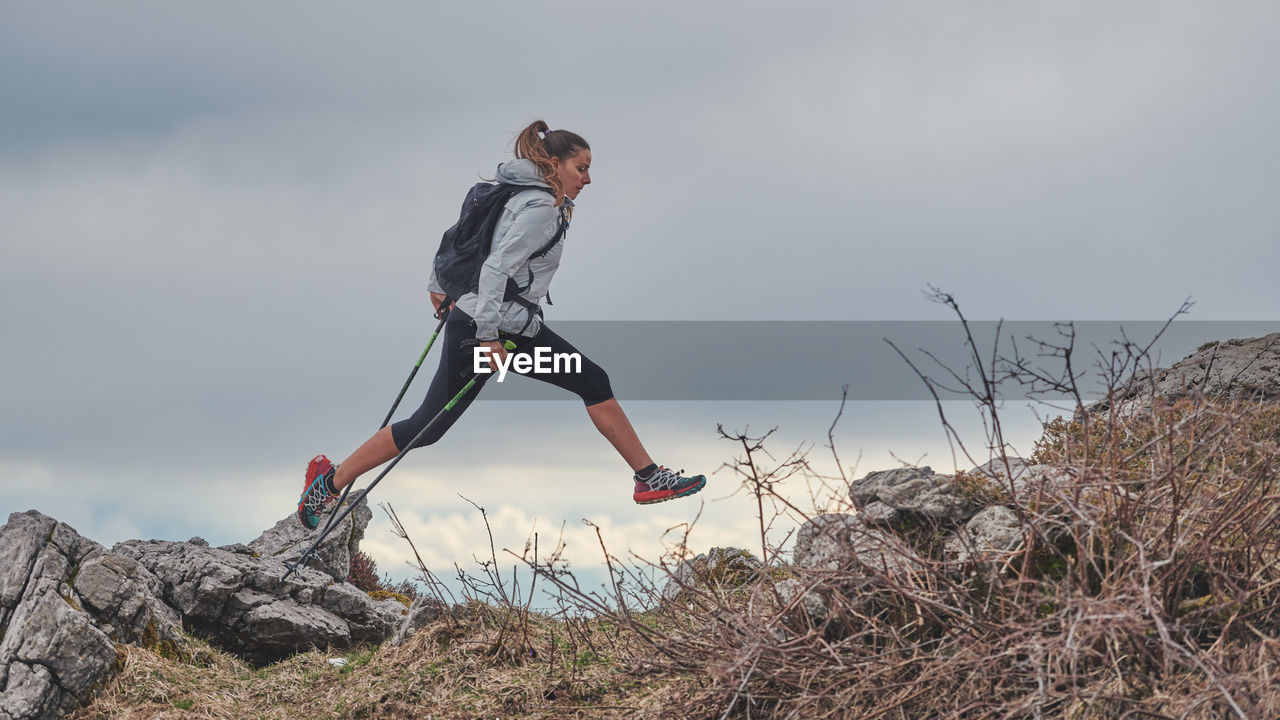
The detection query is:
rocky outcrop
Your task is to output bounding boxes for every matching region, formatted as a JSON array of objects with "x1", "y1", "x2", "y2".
[
  {"x1": 0, "y1": 511, "x2": 182, "y2": 720},
  {"x1": 1092, "y1": 332, "x2": 1280, "y2": 415},
  {"x1": 113, "y1": 535, "x2": 406, "y2": 666},
  {"x1": 0, "y1": 500, "x2": 410, "y2": 719},
  {"x1": 247, "y1": 499, "x2": 372, "y2": 582}
]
